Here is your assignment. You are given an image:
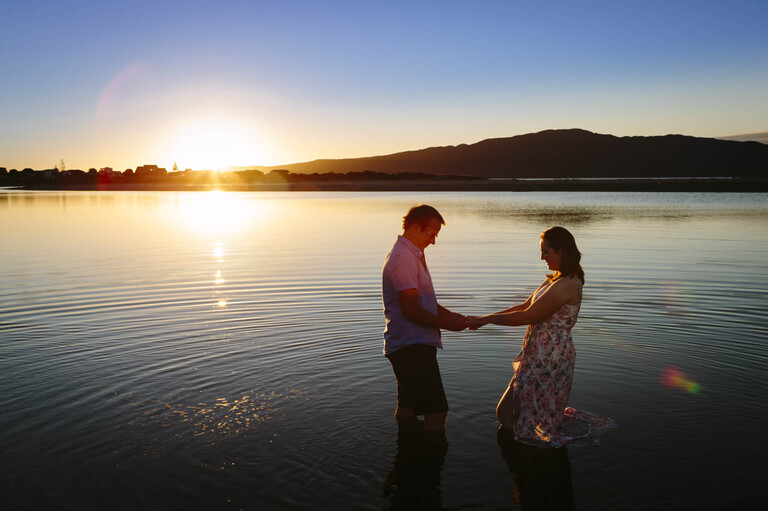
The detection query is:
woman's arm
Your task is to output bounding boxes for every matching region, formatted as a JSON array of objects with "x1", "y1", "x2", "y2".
[
  {"x1": 476, "y1": 279, "x2": 575, "y2": 327},
  {"x1": 495, "y1": 290, "x2": 536, "y2": 315},
  {"x1": 467, "y1": 289, "x2": 536, "y2": 329}
]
